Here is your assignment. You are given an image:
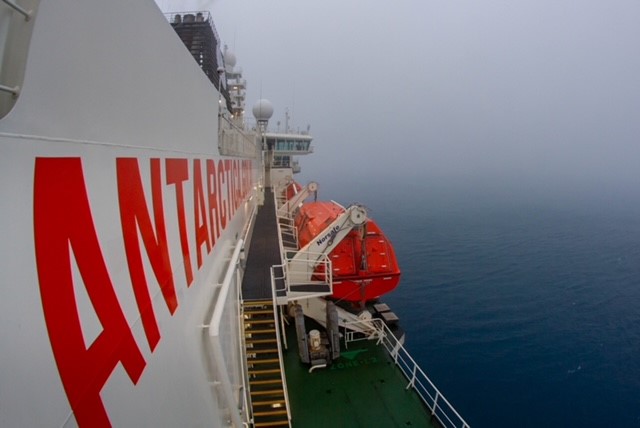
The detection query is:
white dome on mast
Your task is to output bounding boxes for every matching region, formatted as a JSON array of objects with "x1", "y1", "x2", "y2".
[
  {"x1": 252, "y1": 99, "x2": 274, "y2": 122},
  {"x1": 224, "y1": 50, "x2": 236, "y2": 70},
  {"x1": 223, "y1": 45, "x2": 236, "y2": 72}
]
